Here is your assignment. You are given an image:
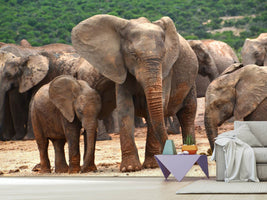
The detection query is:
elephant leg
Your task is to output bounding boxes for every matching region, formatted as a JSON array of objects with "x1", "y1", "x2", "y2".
[
  {"x1": 172, "y1": 115, "x2": 181, "y2": 133},
  {"x1": 96, "y1": 119, "x2": 111, "y2": 141},
  {"x1": 143, "y1": 117, "x2": 162, "y2": 169},
  {"x1": 24, "y1": 97, "x2": 35, "y2": 140},
  {"x1": 167, "y1": 116, "x2": 181, "y2": 134},
  {"x1": 9, "y1": 90, "x2": 29, "y2": 140},
  {"x1": 112, "y1": 109, "x2": 120, "y2": 133},
  {"x1": 1, "y1": 94, "x2": 16, "y2": 140},
  {"x1": 103, "y1": 113, "x2": 114, "y2": 133},
  {"x1": 116, "y1": 84, "x2": 141, "y2": 172},
  {"x1": 66, "y1": 125, "x2": 81, "y2": 173},
  {"x1": 51, "y1": 139, "x2": 68, "y2": 173},
  {"x1": 83, "y1": 130, "x2": 87, "y2": 161},
  {"x1": 24, "y1": 114, "x2": 35, "y2": 140},
  {"x1": 31, "y1": 108, "x2": 51, "y2": 173},
  {"x1": 36, "y1": 138, "x2": 51, "y2": 173},
  {"x1": 135, "y1": 116, "x2": 146, "y2": 128},
  {"x1": 177, "y1": 85, "x2": 197, "y2": 143}
]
